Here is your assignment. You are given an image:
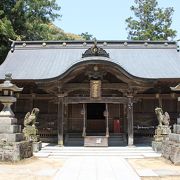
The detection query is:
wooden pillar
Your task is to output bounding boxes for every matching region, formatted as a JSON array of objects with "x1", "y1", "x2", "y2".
[
  {"x1": 57, "y1": 96, "x2": 64, "y2": 146},
  {"x1": 105, "y1": 103, "x2": 109, "y2": 137},
  {"x1": 123, "y1": 104, "x2": 127, "y2": 133},
  {"x1": 127, "y1": 96, "x2": 134, "y2": 146},
  {"x1": 82, "y1": 103, "x2": 86, "y2": 137}
]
